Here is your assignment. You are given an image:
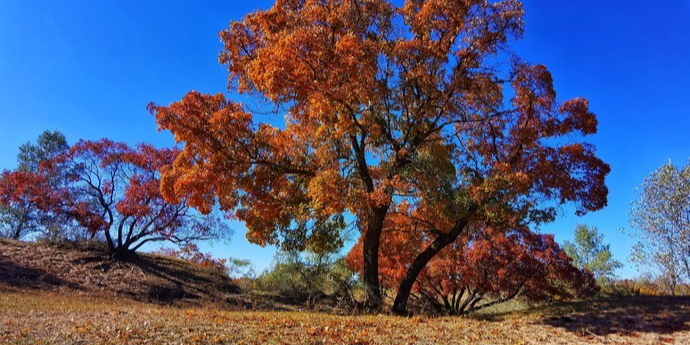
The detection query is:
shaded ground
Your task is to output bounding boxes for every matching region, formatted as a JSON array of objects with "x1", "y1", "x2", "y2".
[
  {"x1": 540, "y1": 297, "x2": 690, "y2": 337},
  {"x1": 0, "y1": 239, "x2": 341, "y2": 312}
]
